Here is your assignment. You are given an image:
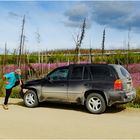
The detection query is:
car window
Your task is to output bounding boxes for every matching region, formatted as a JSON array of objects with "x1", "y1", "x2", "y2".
[
  {"x1": 70, "y1": 66, "x2": 90, "y2": 80},
  {"x1": 90, "y1": 66, "x2": 113, "y2": 80},
  {"x1": 70, "y1": 66, "x2": 83, "y2": 80},
  {"x1": 49, "y1": 68, "x2": 68, "y2": 81},
  {"x1": 120, "y1": 66, "x2": 130, "y2": 78}
]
